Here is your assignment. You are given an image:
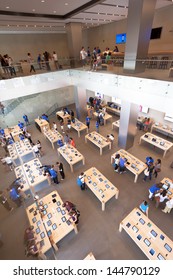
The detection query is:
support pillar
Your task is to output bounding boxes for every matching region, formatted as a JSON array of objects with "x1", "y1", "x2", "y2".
[
  {"x1": 66, "y1": 23, "x2": 83, "y2": 68},
  {"x1": 118, "y1": 101, "x2": 138, "y2": 150},
  {"x1": 123, "y1": 0, "x2": 157, "y2": 73},
  {"x1": 74, "y1": 86, "x2": 87, "y2": 120}
]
